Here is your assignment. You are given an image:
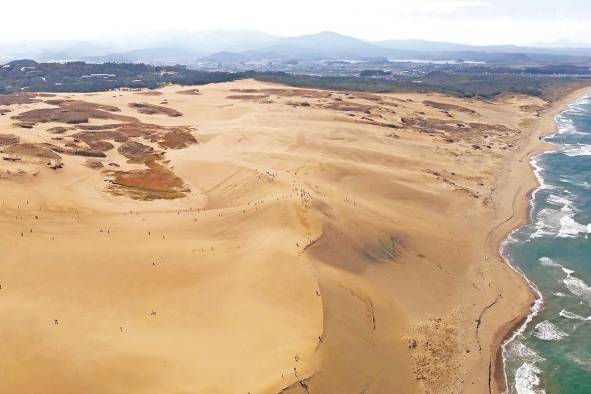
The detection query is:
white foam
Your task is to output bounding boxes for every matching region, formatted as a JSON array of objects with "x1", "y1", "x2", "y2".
[
  {"x1": 531, "y1": 208, "x2": 562, "y2": 238},
  {"x1": 558, "y1": 215, "x2": 590, "y2": 238},
  {"x1": 500, "y1": 232, "x2": 545, "y2": 390},
  {"x1": 562, "y1": 144, "x2": 591, "y2": 157},
  {"x1": 562, "y1": 180, "x2": 591, "y2": 189},
  {"x1": 533, "y1": 320, "x2": 569, "y2": 341},
  {"x1": 515, "y1": 362, "x2": 545, "y2": 394},
  {"x1": 539, "y1": 257, "x2": 562, "y2": 268},
  {"x1": 559, "y1": 309, "x2": 591, "y2": 321},
  {"x1": 561, "y1": 94, "x2": 591, "y2": 119},
  {"x1": 556, "y1": 115, "x2": 578, "y2": 135},
  {"x1": 553, "y1": 292, "x2": 567, "y2": 297},
  {"x1": 505, "y1": 340, "x2": 545, "y2": 363},
  {"x1": 499, "y1": 254, "x2": 545, "y2": 345},
  {"x1": 563, "y1": 270, "x2": 591, "y2": 305},
  {"x1": 504, "y1": 233, "x2": 520, "y2": 245},
  {"x1": 531, "y1": 193, "x2": 589, "y2": 238},
  {"x1": 500, "y1": 255, "x2": 545, "y2": 391},
  {"x1": 531, "y1": 156, "x2": 553, "y2": 196},
  {"x1": 530, "y1": 193, "x2": 591, "y2": 239},
  {"x1": 562, "y1": 267, "x2": 575, "y2": 275},
  {"x1": 547, "y1": 194, "x2": 574, "y2": 213}
]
